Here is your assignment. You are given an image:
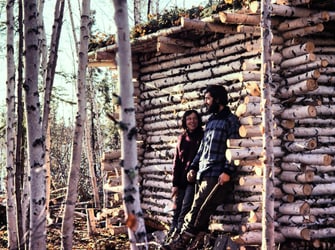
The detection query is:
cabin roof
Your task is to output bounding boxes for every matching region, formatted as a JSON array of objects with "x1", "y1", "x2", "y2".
[{"x1": 88, "y1": 1, "x2": 335, "y2": 68}]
